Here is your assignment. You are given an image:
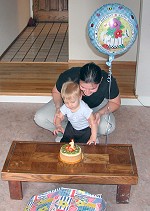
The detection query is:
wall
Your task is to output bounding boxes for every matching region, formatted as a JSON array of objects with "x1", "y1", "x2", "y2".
[
  {"x1": 0, "y1": 0, "x2": 30, "y2": 56},
  {"x1": 135, "y1": 0, "x2": 150, "y2": 105},
  {"x1": 69, "y1": 0, "x2": 140, "y2": 62}
]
